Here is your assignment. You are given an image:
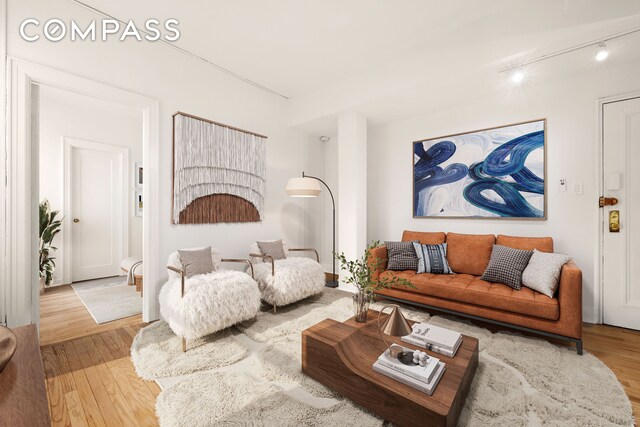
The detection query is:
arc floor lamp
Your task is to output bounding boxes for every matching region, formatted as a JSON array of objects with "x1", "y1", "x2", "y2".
[{"x1": 285, "y1": 172, "x2": 338, "y2": 288}]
